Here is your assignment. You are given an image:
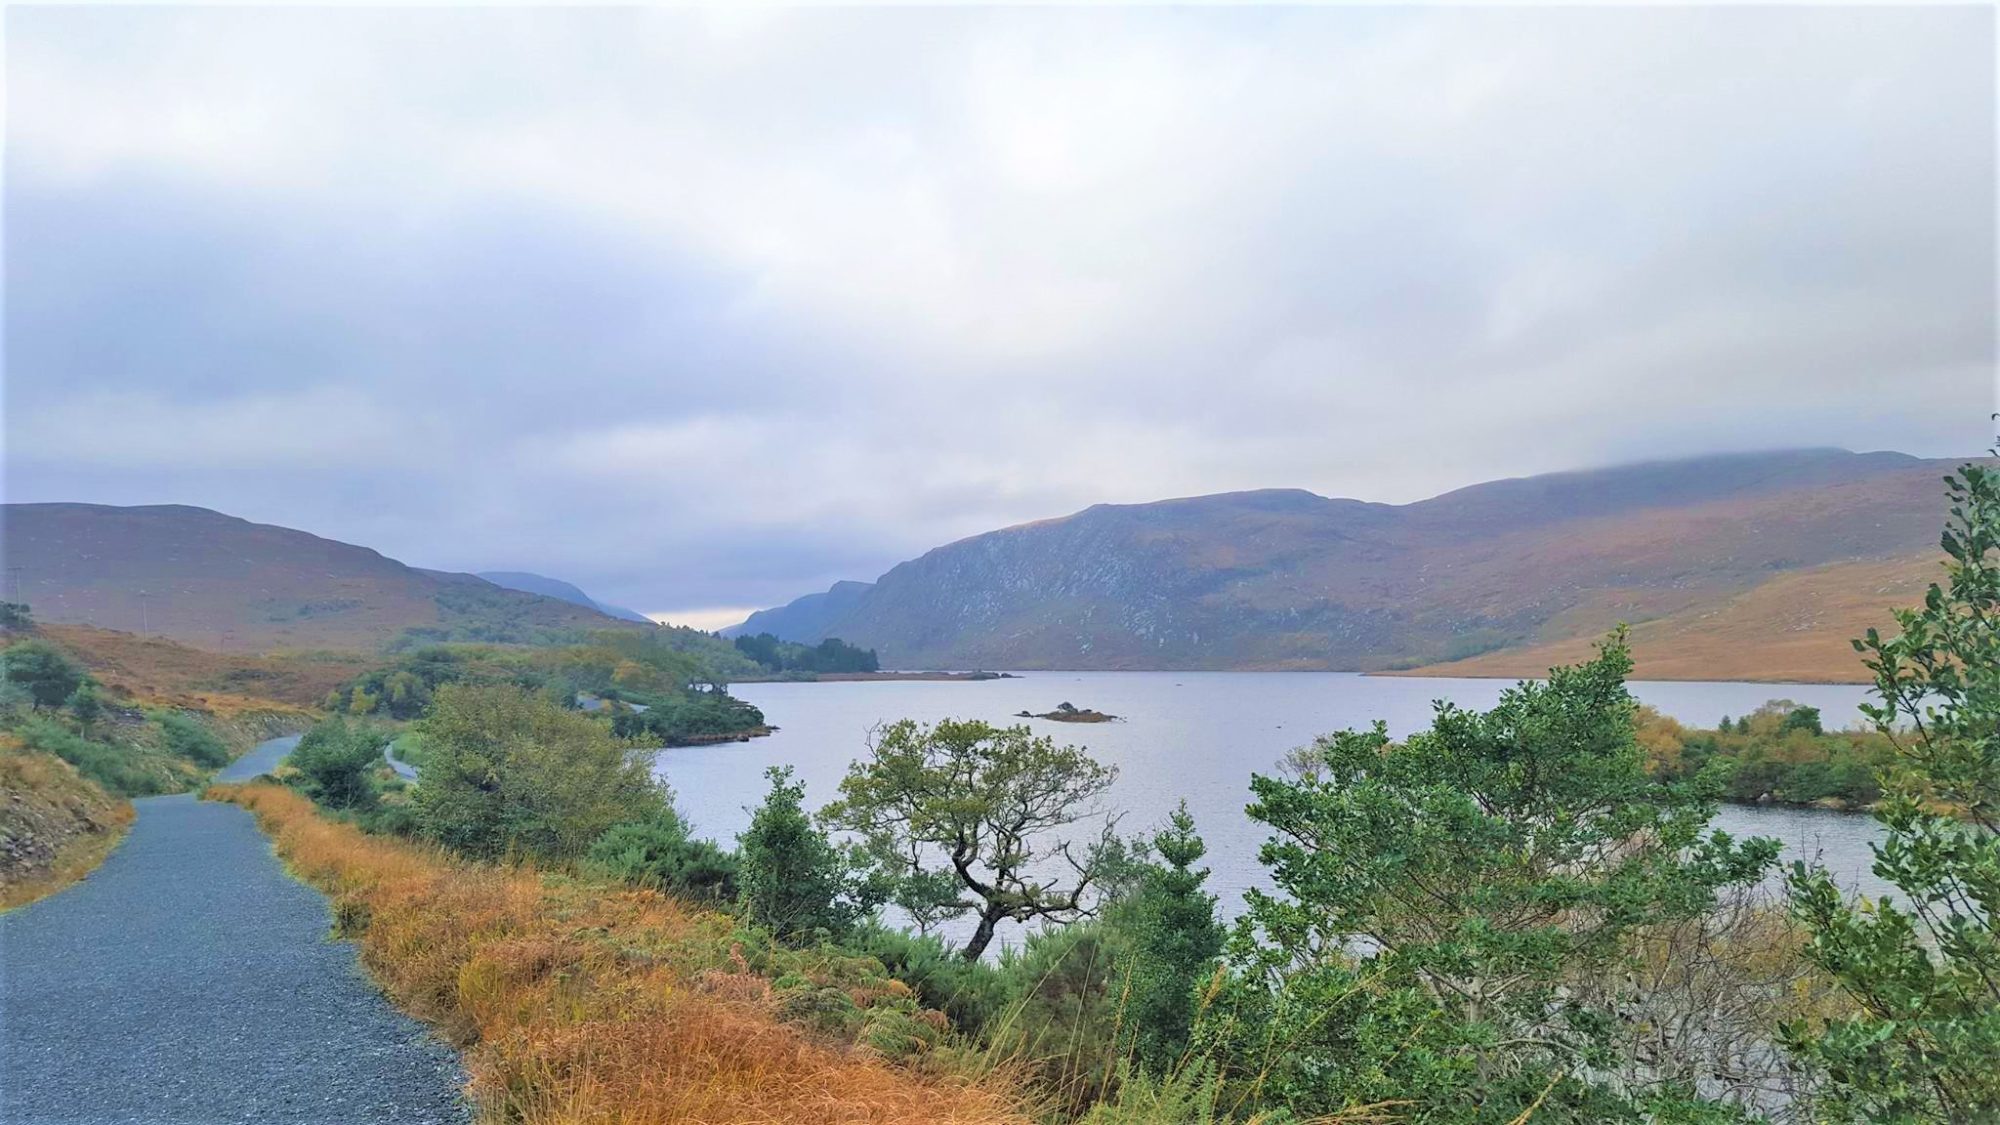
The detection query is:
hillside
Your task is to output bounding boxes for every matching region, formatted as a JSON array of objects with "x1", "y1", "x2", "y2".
[
  {"x1": 2, "y1": 504, "x2": 641, "y2": 653},
  {"x1": 1400, "y1": 551, "x2": 1941, "y2": 683},
  {"x1": 737, "y1": 449, "x2": 1960, "y2": 674},
  {"x1": 725, "y1": 579, "x2": 875, "y2": 640},
  {"x1": 477, "y1": 570, "x2": 651, "y2": 622}
]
